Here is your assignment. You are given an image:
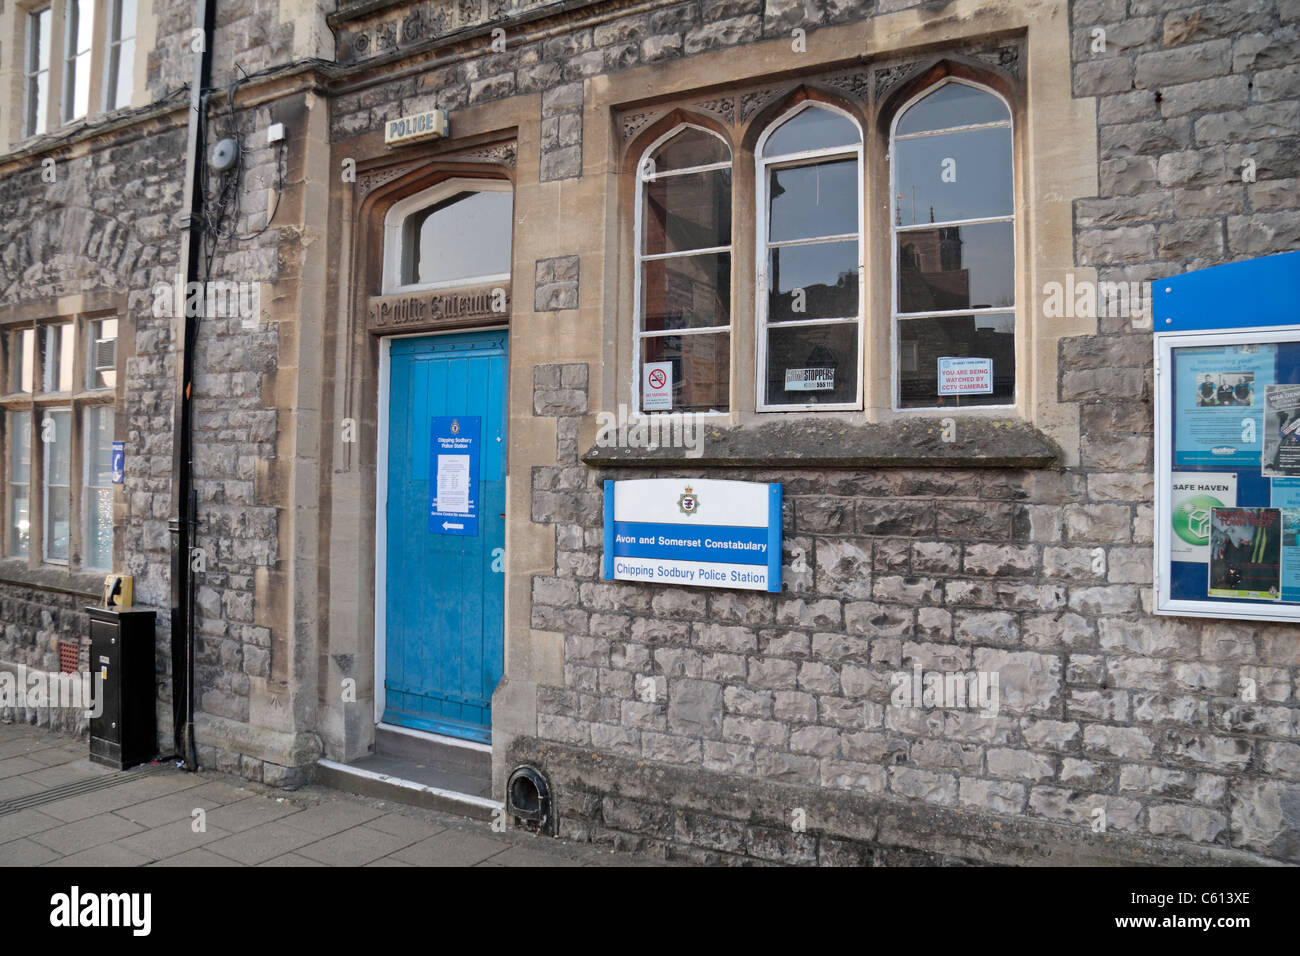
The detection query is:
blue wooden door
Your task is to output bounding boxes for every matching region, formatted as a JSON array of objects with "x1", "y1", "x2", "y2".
[{"x1": 384, "y1": 330, "x2": 507, "y2": 742}]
